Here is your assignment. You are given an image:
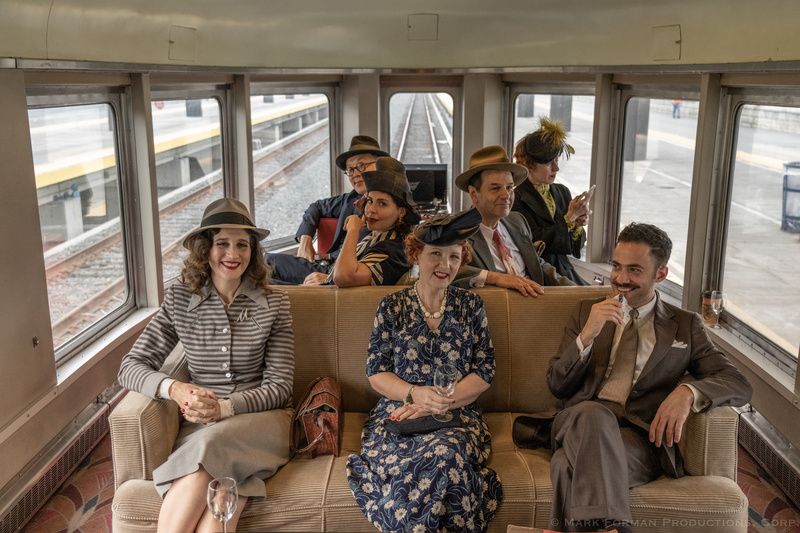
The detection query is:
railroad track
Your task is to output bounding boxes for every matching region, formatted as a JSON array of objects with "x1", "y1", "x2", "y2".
[
  {"x1": 49, "y1": 124, "x2": 327, "y2": 346},
  {"x1": 49, "y1": 88, "x2": 454, "y2": 346},
  {"x1": 396, "y1": 93, "x2": 452, "y2": 164}
]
